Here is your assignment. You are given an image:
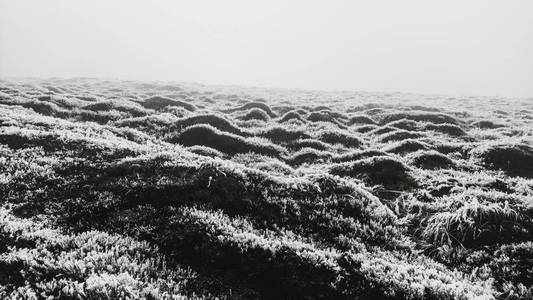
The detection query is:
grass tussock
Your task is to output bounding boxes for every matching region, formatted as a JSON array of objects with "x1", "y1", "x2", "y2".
[
  {"x1": 141, "y1": 95, "x2": 197, "y2": 111},
  {"x1": 167, "y1": 124, "x2": 285, "y2": 157},
  {"x1": 470, "y1": 144, "x2": 533, "y2": 177}
]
